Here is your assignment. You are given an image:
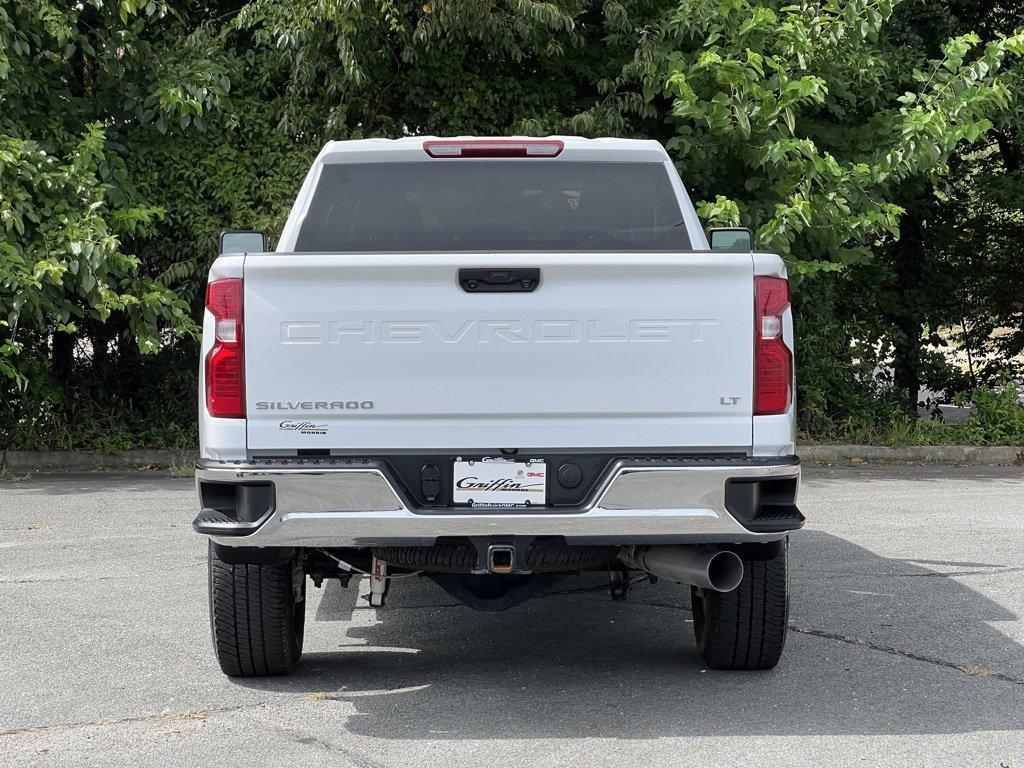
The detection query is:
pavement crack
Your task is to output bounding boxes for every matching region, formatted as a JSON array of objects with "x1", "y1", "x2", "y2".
[
  {"x1": 0, "y1": 576, "x2": 127, "y2": 586},
  {"x1": 787, "y1": 625, "x2": 1024, "y2": 686},
  {"x1": 896, "y1": 566, "x2": 1024, "y2": 579},
  {"x1": 792, "y1": 566, "x2": 1024, "y2": 580},
  {"x1": 630, "y1": 597, "x2": 1024, "y2": 687},
  {"x1": 273, "y1": 725, "x2": 391, "y2": 768},
  {"x1": 0, "y1": 703, "x2": 264, "y2": 738},
  {"x1": 0, "y1": 562, "x2": 204, "y2": 587}
]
